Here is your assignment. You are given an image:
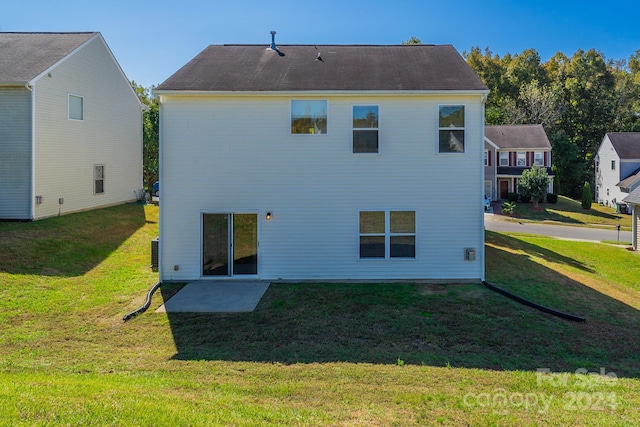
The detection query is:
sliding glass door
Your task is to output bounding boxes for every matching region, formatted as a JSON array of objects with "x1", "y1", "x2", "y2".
[{"x1": 202, "y1": 213, "x2": 257, "y2": 277}]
